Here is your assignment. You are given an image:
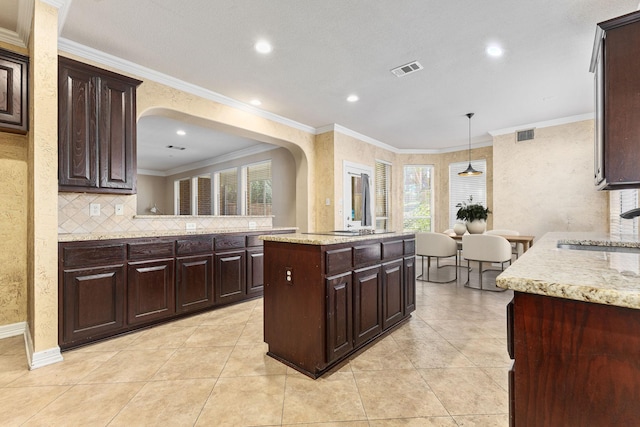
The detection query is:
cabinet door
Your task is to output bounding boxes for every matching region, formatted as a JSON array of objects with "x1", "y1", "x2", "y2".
[
  {"x1": 58, "y1": 60, "x2": 98, "y2": 189},
  {"x1": 98, "y1": 76, "x2": 137, "y2": 191},
  {"x1": 326, "y1": 272, "x2": 353, "y2": 363},
  {"x1": 353, "y1": 265, "x2": 383, "y2": 346},
  {"x1": 403, "y1": 256, "x2": 416, "y2": 314},
  {"x1": 215, "y1": 250, "x2": 246, "y2": 305},
  {"x1": 176, "y1": 255, "x2": 213, "y2": 313},
  {"x1": 246, "y1": 248, "x2": 264, "y2": 296},
  {"x1": 127, "y1": 259, "x2": 175, "y2": 325},
  {"x1": 382, "y1": 259, "x2": 404, "y2": 330},
  {"x1": 62, "y1": 264, "x2": 125, "y2": 346}
]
